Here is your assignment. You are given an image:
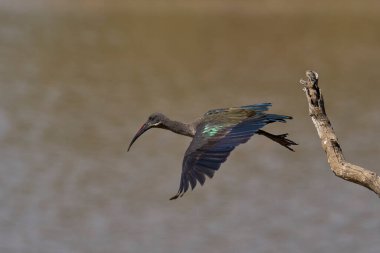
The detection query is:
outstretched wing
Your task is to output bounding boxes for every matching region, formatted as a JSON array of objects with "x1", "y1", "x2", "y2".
[{"x1": 170, "y1": 103, "x2": 290, "y2": 200}]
